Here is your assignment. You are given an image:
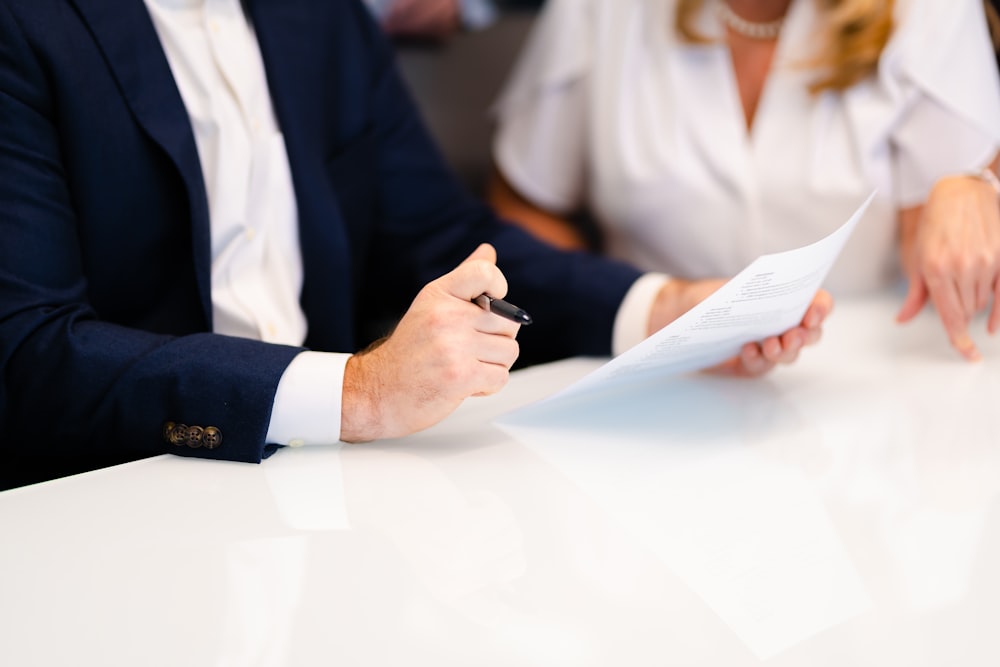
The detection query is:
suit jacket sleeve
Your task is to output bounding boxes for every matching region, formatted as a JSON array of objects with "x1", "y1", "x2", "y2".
[{"x1": 0, "y1": 2, "x2": 301, "y2": 483}]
